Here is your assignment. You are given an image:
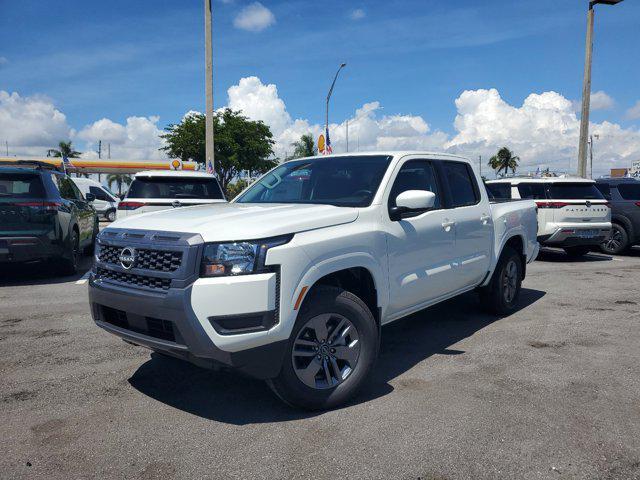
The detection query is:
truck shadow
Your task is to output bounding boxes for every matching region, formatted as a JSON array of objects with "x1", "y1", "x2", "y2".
[
  {"x1": 128, "y1": 288, "x2": 545, "y2": 425},
  {"x1": 535, "y1": 248, "x2": 612, "y2": 263},
  {"x1": 0, "y1": 256, "x2": 93, "y2": 286}
]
